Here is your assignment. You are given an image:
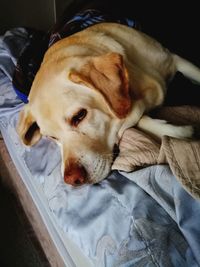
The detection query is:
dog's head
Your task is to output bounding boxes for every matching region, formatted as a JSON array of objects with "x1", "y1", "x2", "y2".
[{"x1": 17, "y1": 52, "x2": 132, "y2": 185}]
